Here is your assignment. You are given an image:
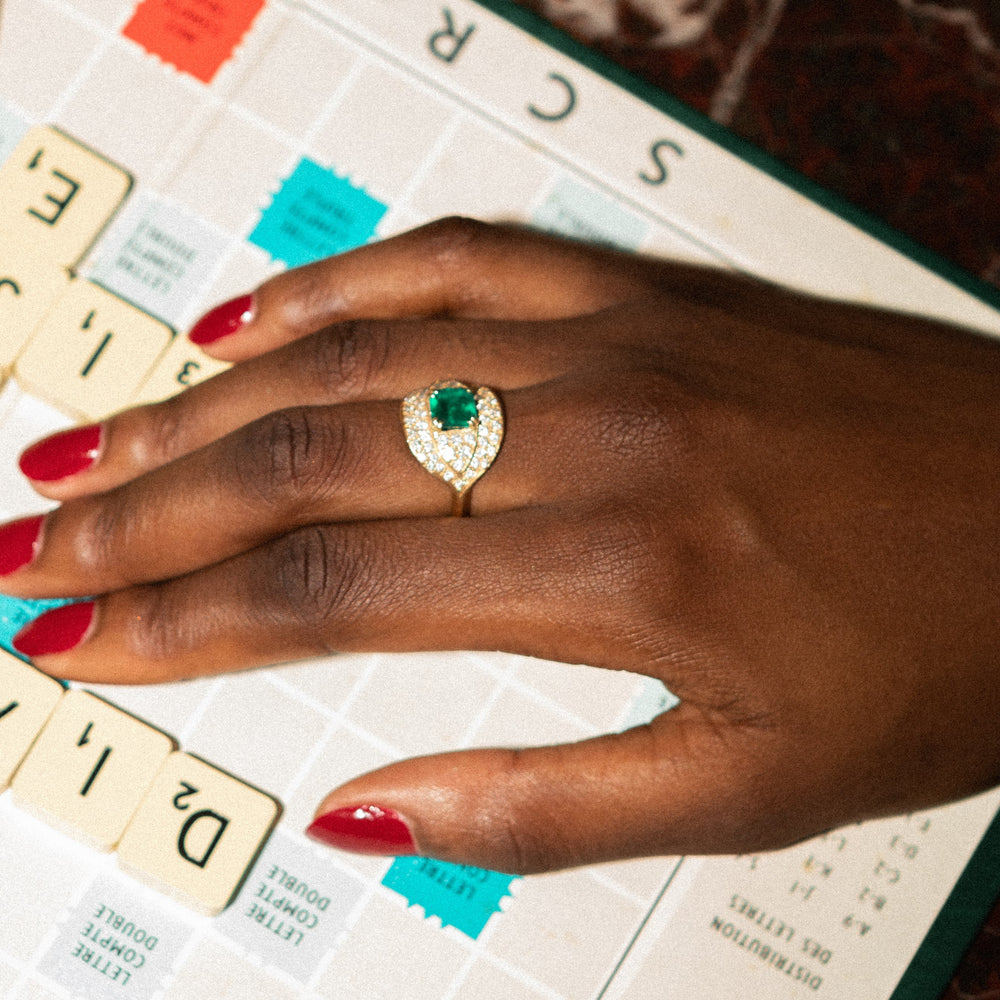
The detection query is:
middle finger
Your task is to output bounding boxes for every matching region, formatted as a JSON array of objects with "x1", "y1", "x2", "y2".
[{"x1": 20, "y1": 313, "x2": 599, "y2": 500}]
